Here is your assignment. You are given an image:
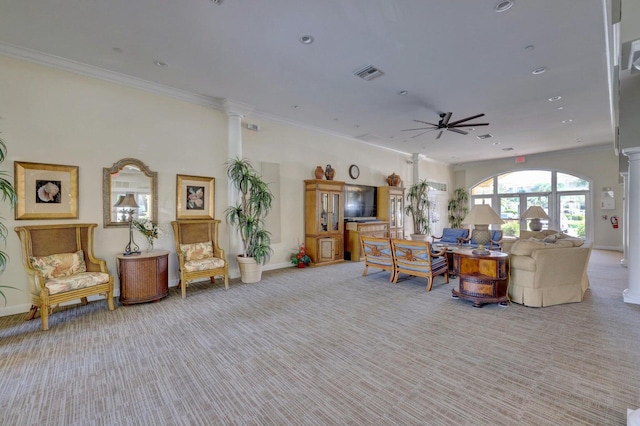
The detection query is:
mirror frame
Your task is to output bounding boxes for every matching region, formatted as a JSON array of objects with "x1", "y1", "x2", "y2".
[{"x1": 103, "y1": 158, "x2": 158, "y2": 228}]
